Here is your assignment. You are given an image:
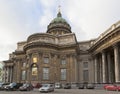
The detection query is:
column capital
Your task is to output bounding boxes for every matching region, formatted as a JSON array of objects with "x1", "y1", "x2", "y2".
[
  {"x1": 93, "y1": 54, "x2": 99, "y2": 59},
  {"x1": 113, "y1": 43, "x2": 119, "y2": 48},
  {"x1": 101, "y1": 50, "x2": 106, "y2": 54}
]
